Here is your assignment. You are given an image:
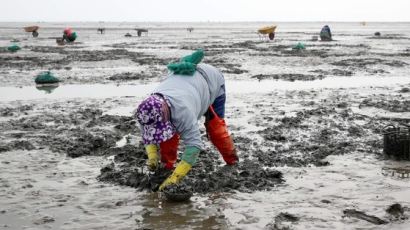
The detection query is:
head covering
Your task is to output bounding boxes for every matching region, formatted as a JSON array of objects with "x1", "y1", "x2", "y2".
[
  {"x1": 135, "y1": 95, "x2": 176, "y2": 144},
  {"x1": 167, "y1": 49, "x2": 204, "y2": 76}
]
